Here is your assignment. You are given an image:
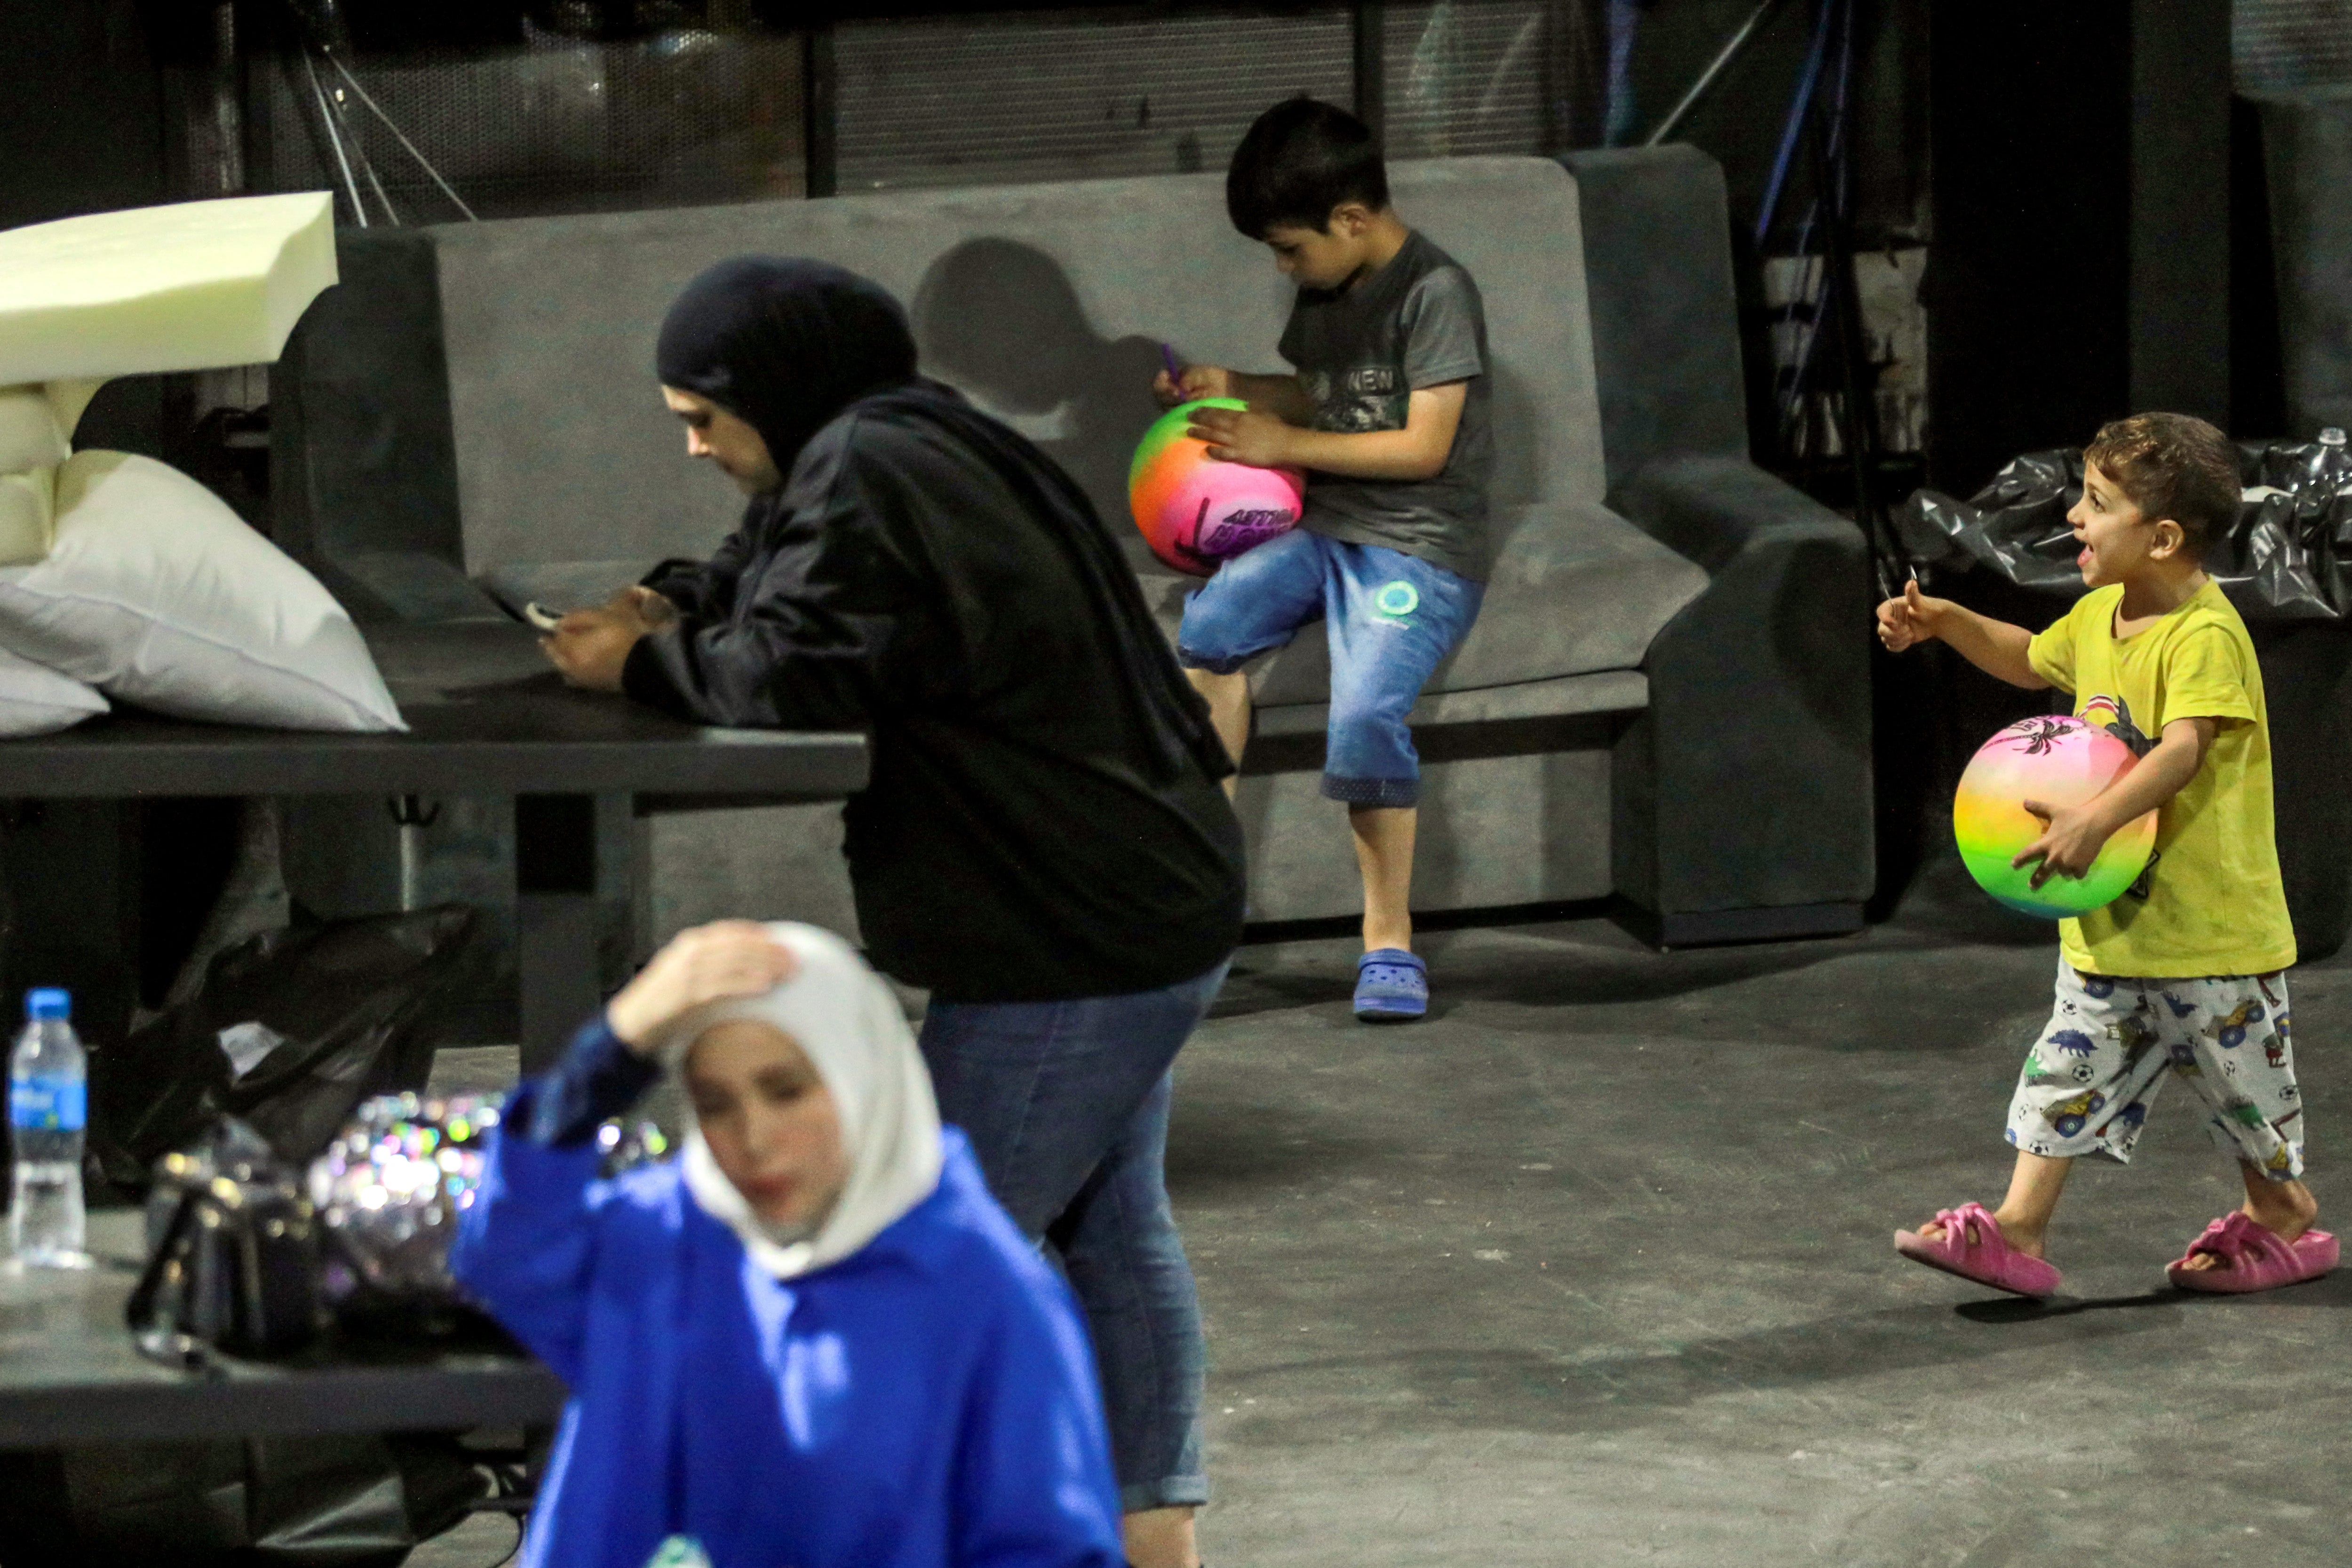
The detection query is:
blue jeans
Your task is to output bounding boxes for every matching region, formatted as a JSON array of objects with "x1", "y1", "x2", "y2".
[
  {"x1": 917, "y1": 961, "x2": 1228, "y2": 1512},
  {"x1": 1176, "y1": 528, "x2": 1485, "y2": 807}
]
